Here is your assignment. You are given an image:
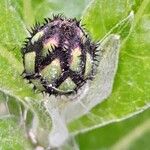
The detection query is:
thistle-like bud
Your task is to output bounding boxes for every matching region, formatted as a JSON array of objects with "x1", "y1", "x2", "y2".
[{"x1": 22, "y1": 15, "x2": 99, "y2": 95}]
